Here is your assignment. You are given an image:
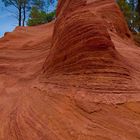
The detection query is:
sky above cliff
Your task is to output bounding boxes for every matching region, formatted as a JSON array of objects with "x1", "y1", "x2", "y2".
[
  {"x1": 0, "y1": 0, "x2": 17, "y2": 37},
  {"x1": 0, "y1": 0, "x2": 57, "y2": 37}
]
